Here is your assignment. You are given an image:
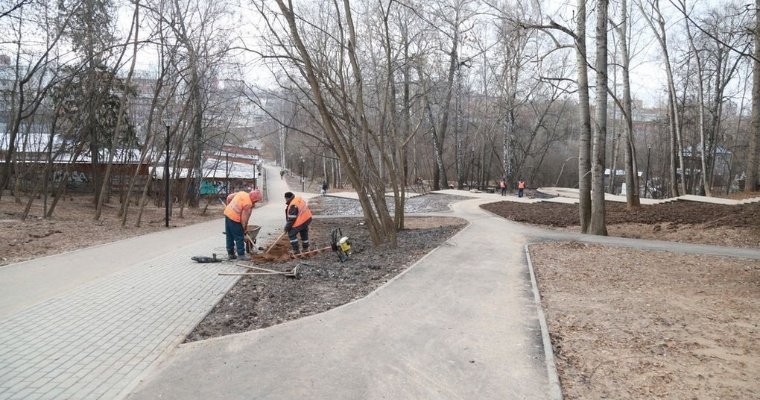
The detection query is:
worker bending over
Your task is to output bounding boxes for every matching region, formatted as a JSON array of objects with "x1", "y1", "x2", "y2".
[
  {"x1": 225, "y1": 189, "x2": 262, "y2": 261},
  {"x1": 283, "y1": 191, "x2": 313, "y2": 254}
]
